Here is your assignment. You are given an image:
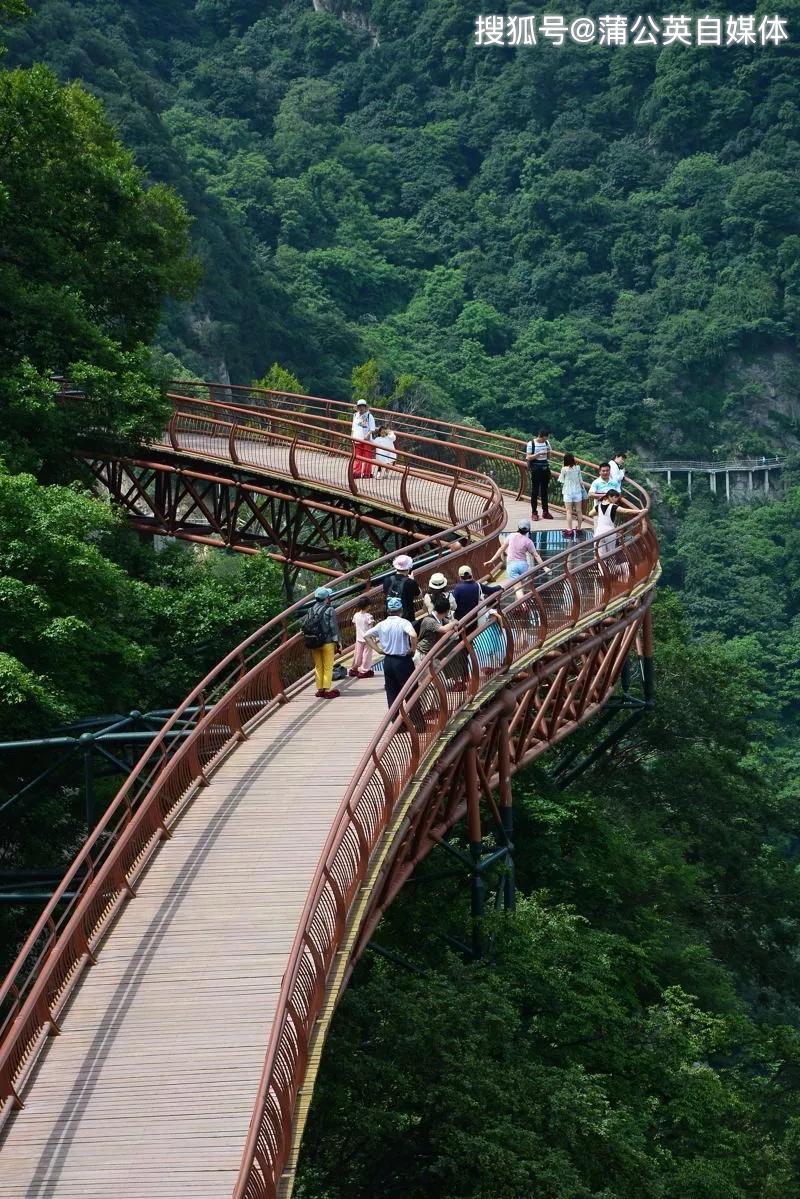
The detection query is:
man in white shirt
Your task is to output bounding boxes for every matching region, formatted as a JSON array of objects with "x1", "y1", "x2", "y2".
[
  {"x1": 364, "y1": 596, "x2": 418, "y2": 707},
  {"x1": 608, "y1": 453, "x2": 627, "y2": 487}
]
